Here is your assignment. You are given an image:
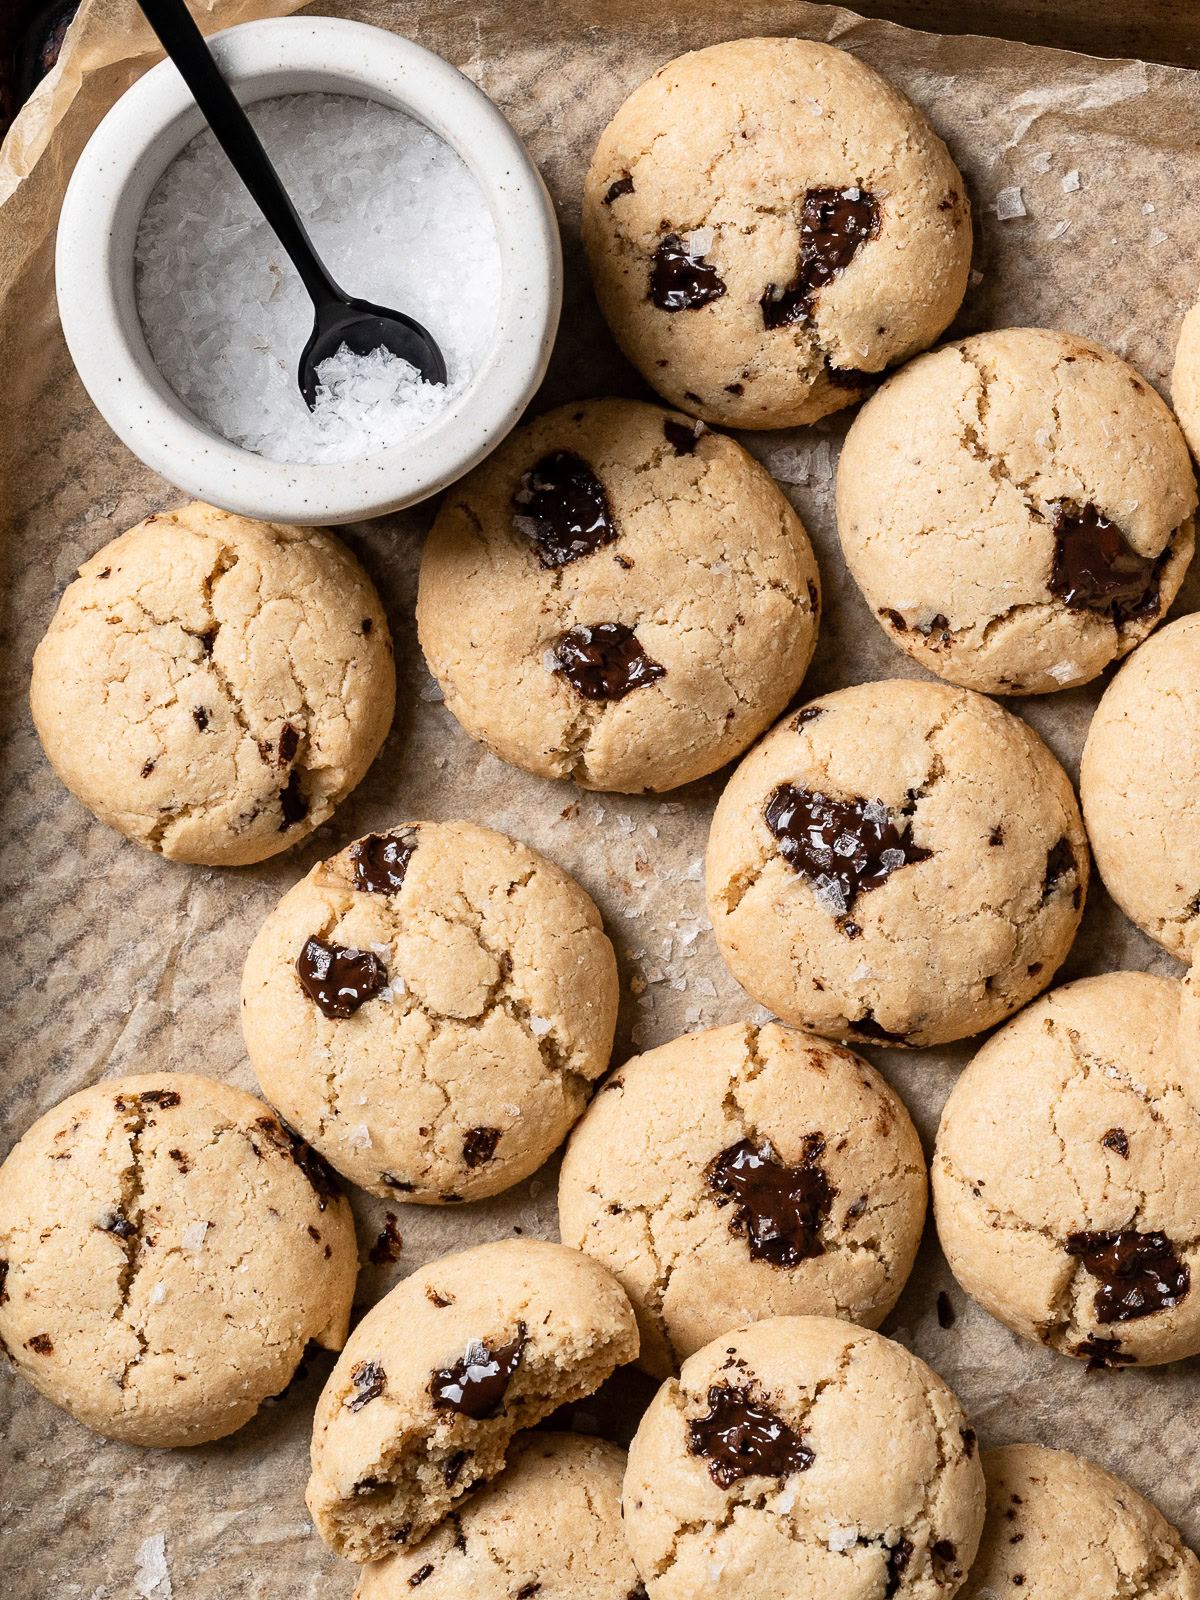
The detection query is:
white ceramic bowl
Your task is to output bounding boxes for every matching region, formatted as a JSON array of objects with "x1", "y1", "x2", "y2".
[{"x1": 55, "y1": 17, "x2": 561, "y2": 525}]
